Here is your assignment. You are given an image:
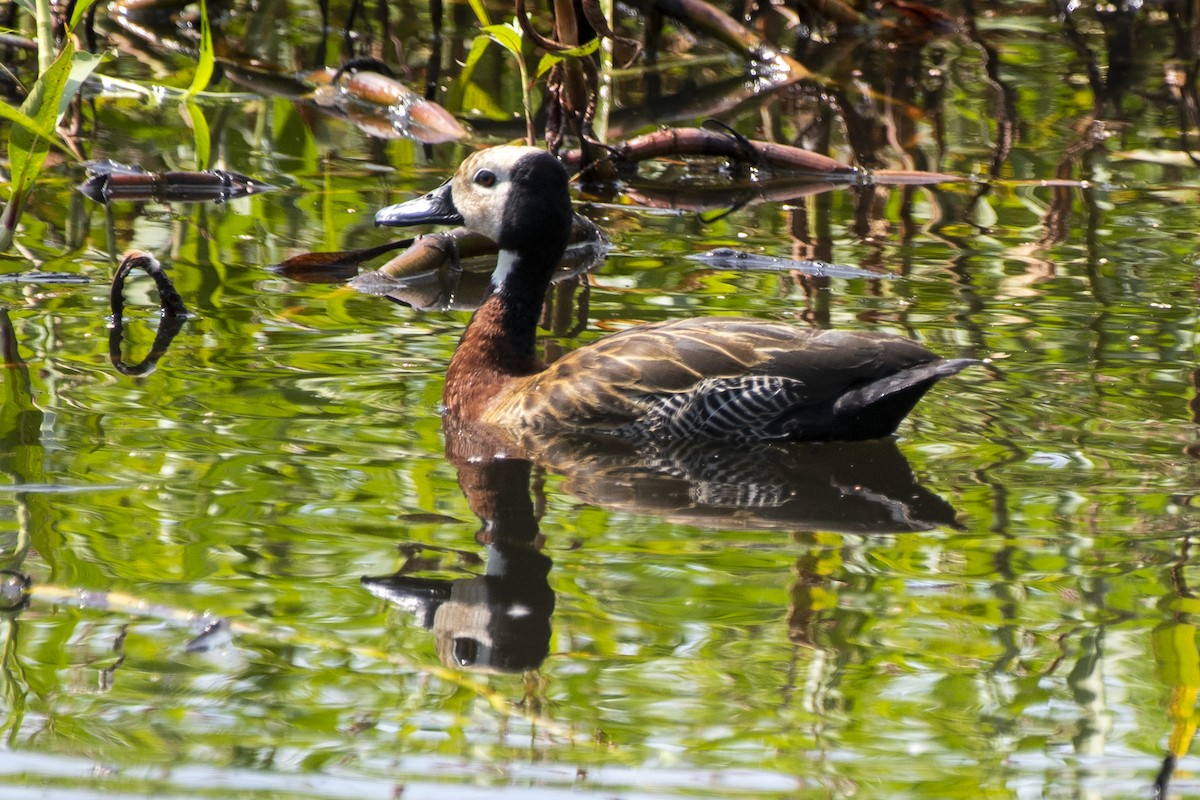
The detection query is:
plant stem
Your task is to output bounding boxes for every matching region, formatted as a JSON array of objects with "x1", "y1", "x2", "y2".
[
  {"x1": 594, "y1": 0, "x2": 613, "y2": 143},
  {"x1": 35, "y1": 0, "x2": 55, "y2": 75},
  {"x1": 519, "y1": 52, "x2": 534, "y2": 146}
]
